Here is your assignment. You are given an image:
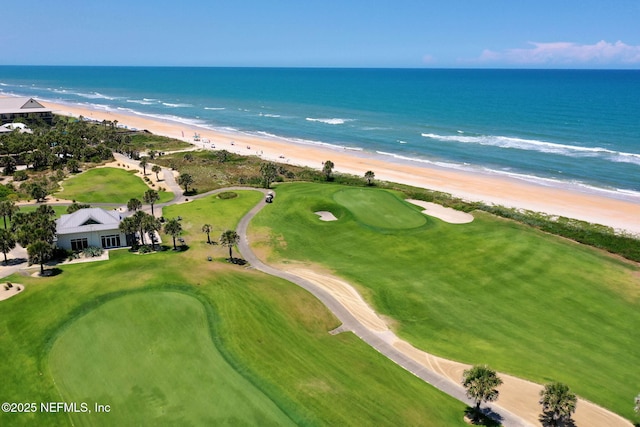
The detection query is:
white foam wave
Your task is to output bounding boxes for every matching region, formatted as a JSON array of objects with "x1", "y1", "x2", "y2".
[
  {"x1": 306, "y1": 117, "x2": 353, "y2": 125},
  {"x1": 162, "y1": 102, "x2": 192, "y2": 108},
  {"x1": 204, "y1": 107, "x2": 225, "y2": 110},
  {"x1": 127, "y1": 99, "x2": 156, "y2": 105},
  {"x1": 259, "y1": 113, "x2": 281, "y2": 118},
  {"x1": 76, "y1": 91, "x2": 118, "y2": 100},
  {"x1": 421, "y1": 132, "x2": 640, "y2": 162}
]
